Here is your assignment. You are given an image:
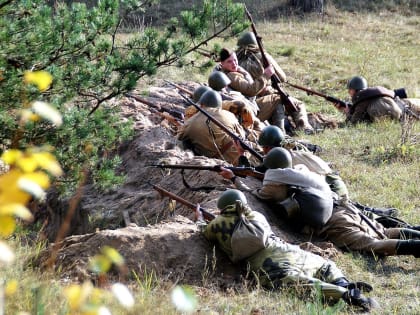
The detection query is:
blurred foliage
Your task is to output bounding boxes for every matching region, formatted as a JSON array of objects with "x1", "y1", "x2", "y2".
[{"x1": 0, "y1": 0, "x2": 248, "y2": 193}]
